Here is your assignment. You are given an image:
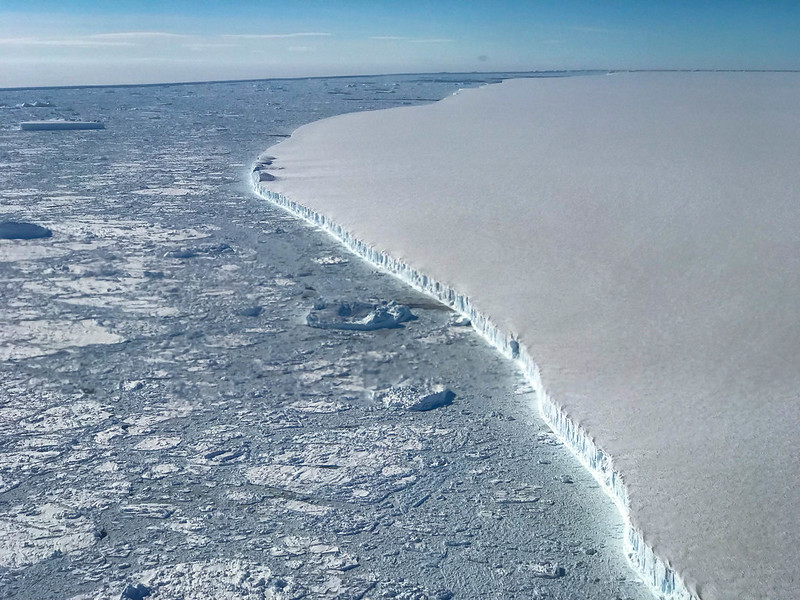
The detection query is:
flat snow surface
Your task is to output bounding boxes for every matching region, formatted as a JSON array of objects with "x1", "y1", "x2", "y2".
[{"x1": 265, "y1": 73, "x2": 800, "y2": 600}]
